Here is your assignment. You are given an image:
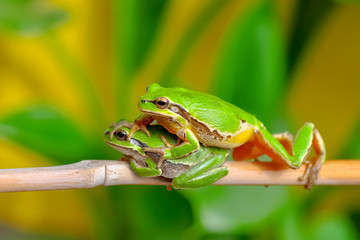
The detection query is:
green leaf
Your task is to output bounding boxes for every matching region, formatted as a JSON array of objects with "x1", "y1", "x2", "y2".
[
  {"x1": 114, "y1": 0, "x2": 167, "y2": 79},
  {"x1": 212, "y1": 0, "x2": 286, "y2": 126},
  {"x1": 0, "y1": 104, "x2": 91, "y2": 164},
  {"x1": 0, "y1": 0, "x2": 67, "y2": 36}
]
